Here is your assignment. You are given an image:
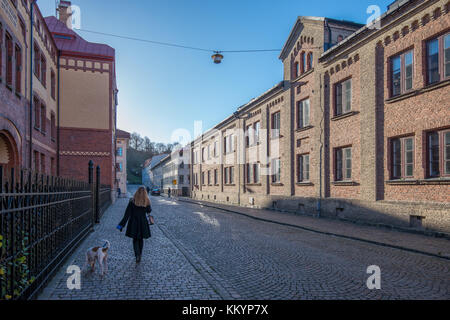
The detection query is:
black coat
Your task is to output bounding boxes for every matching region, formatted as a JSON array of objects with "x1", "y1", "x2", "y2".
[{"x1": 119, "y1": 200, "x2": 152, "y2": 239}]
